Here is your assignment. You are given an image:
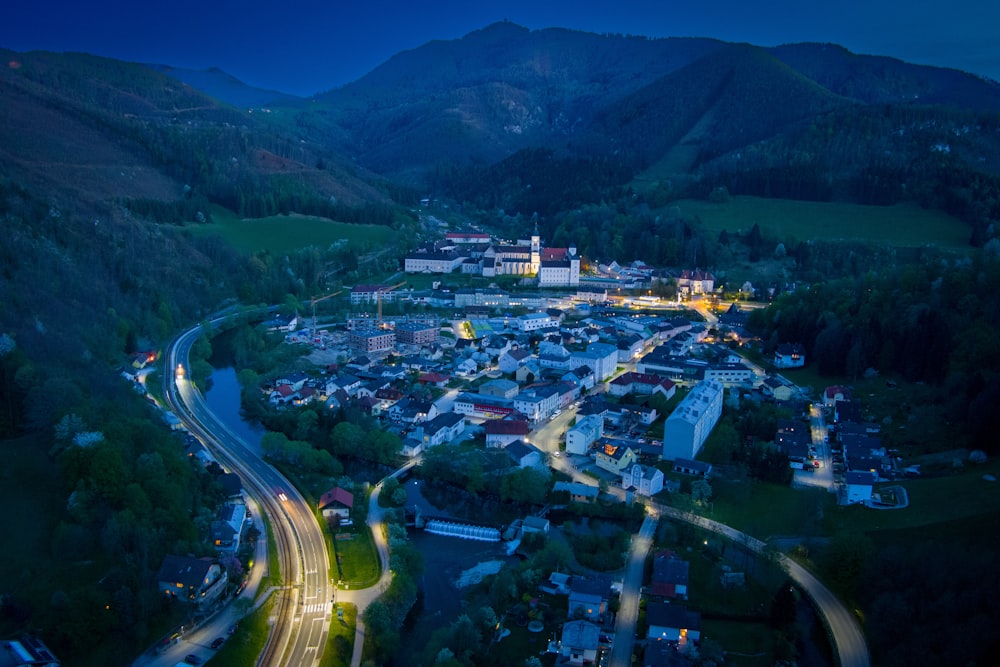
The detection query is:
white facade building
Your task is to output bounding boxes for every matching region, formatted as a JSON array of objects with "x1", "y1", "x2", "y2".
[
  {"x1": 661, "y1": 380, "x2": 724, "y2": 461},
  {"x1": 570, "y1": 343, "x2": 619, "y2": 382},
  {"x1": 565, "y1": 415, "x2": 604, "y2": 455}
]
